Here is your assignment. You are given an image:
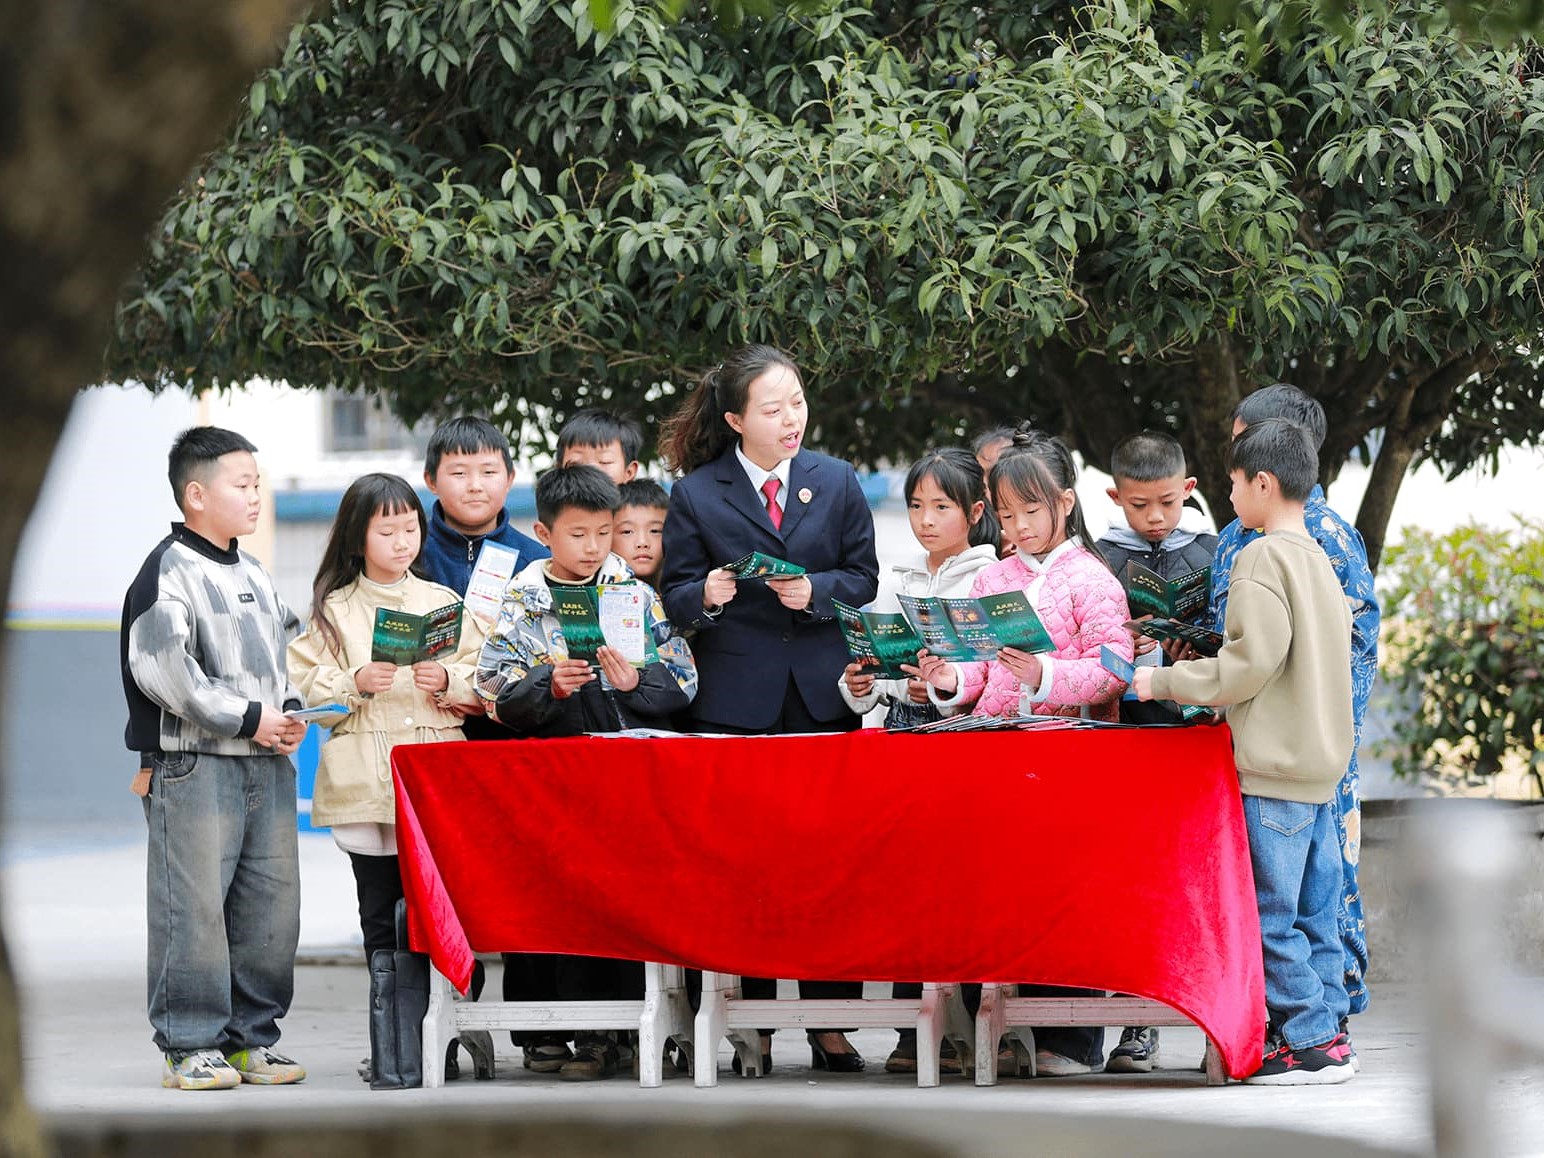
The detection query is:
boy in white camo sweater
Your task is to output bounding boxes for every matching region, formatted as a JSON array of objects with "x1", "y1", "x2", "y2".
[{"x1": 121, "y1": 427, "x2": 309, "y2": 1091}]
